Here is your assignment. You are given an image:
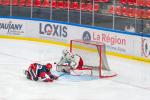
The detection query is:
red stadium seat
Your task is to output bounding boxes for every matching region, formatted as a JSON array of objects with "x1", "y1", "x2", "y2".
[
  {"x1": 57, "y1": 1, "x2": 64, "y2": 9},
  {"x1": 2, "y1": 0, "x2": 10, "y2": 5},
  {"x1": 135, "y1": 8, "x2": 142, "y2": 18},
  {"x1": 115, "y1": 6, "x2": 122, "y2": 15},
  {"x1": 95, "y1": 0, "x2": 109, "y2": 2},
  {"x1": 103, "y1": 0, "x2": 109, "y2": 2},
  {"x1": 108, "y1": 5, "x2": 114, "y2": 14},
  {"x1": 19, "y1": 0, "x2": 26, "y2": 6},
  {"x1": 147, "y1": 10, "x2": 150, "y2": 19},
  {"x1": 81, "y1": 3, "x2": 86, "y2": 11},
  {"x1": 72, "y1": 2, "x2": 79, "y2": 10},
  {"x1": 12, "y1": 0, "x2": 18, "y2": 6},
  {"x1": 0, "y1": 0, "x2": 2, "y2": 5},
  {"x1": 120, "y1": 0, "x2": 127, "y2": 4},
  {"x1": 146, "y1": 0, "x2": 150, "y2": 7},
  {"x1": 134, "y1": 0, "x2": 146, "y2": 7},
  {"x1": 128, "y1": 7, "x2": 135, "y2": 17},
  {"x1": 34, "y1": 0, "x2": 41, "y2": 7},
  {"x1": 52, "y1": 0, "x2": 57, "y2": 8},
  {"x1": 86, "y1": 3, "x2": 92, "y2": 12},
  {"x1": 26, "y1": 0, "x2": 31, "y2": 6},
  {"x1": 0, "y1": 0, "x2": 3, "y2": 5},
  {"x1": 94, "y1": 3, "x2": 99, "y2": 12},
  {"x1": 122, "y1": 6, "x2": 128, "y2": 16},
  {"x1": 64, "y1": 1, "x2": 71, "y2": 9},
  {"x1": 127, "y1": 0, "x2": 135, "y2": 5},
  {"x1": 41, "y1": 0, "x2": 50, "y2": 8},
  {"x1": 141, "y1": 9, "x2": 147, "y2": 19}
]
